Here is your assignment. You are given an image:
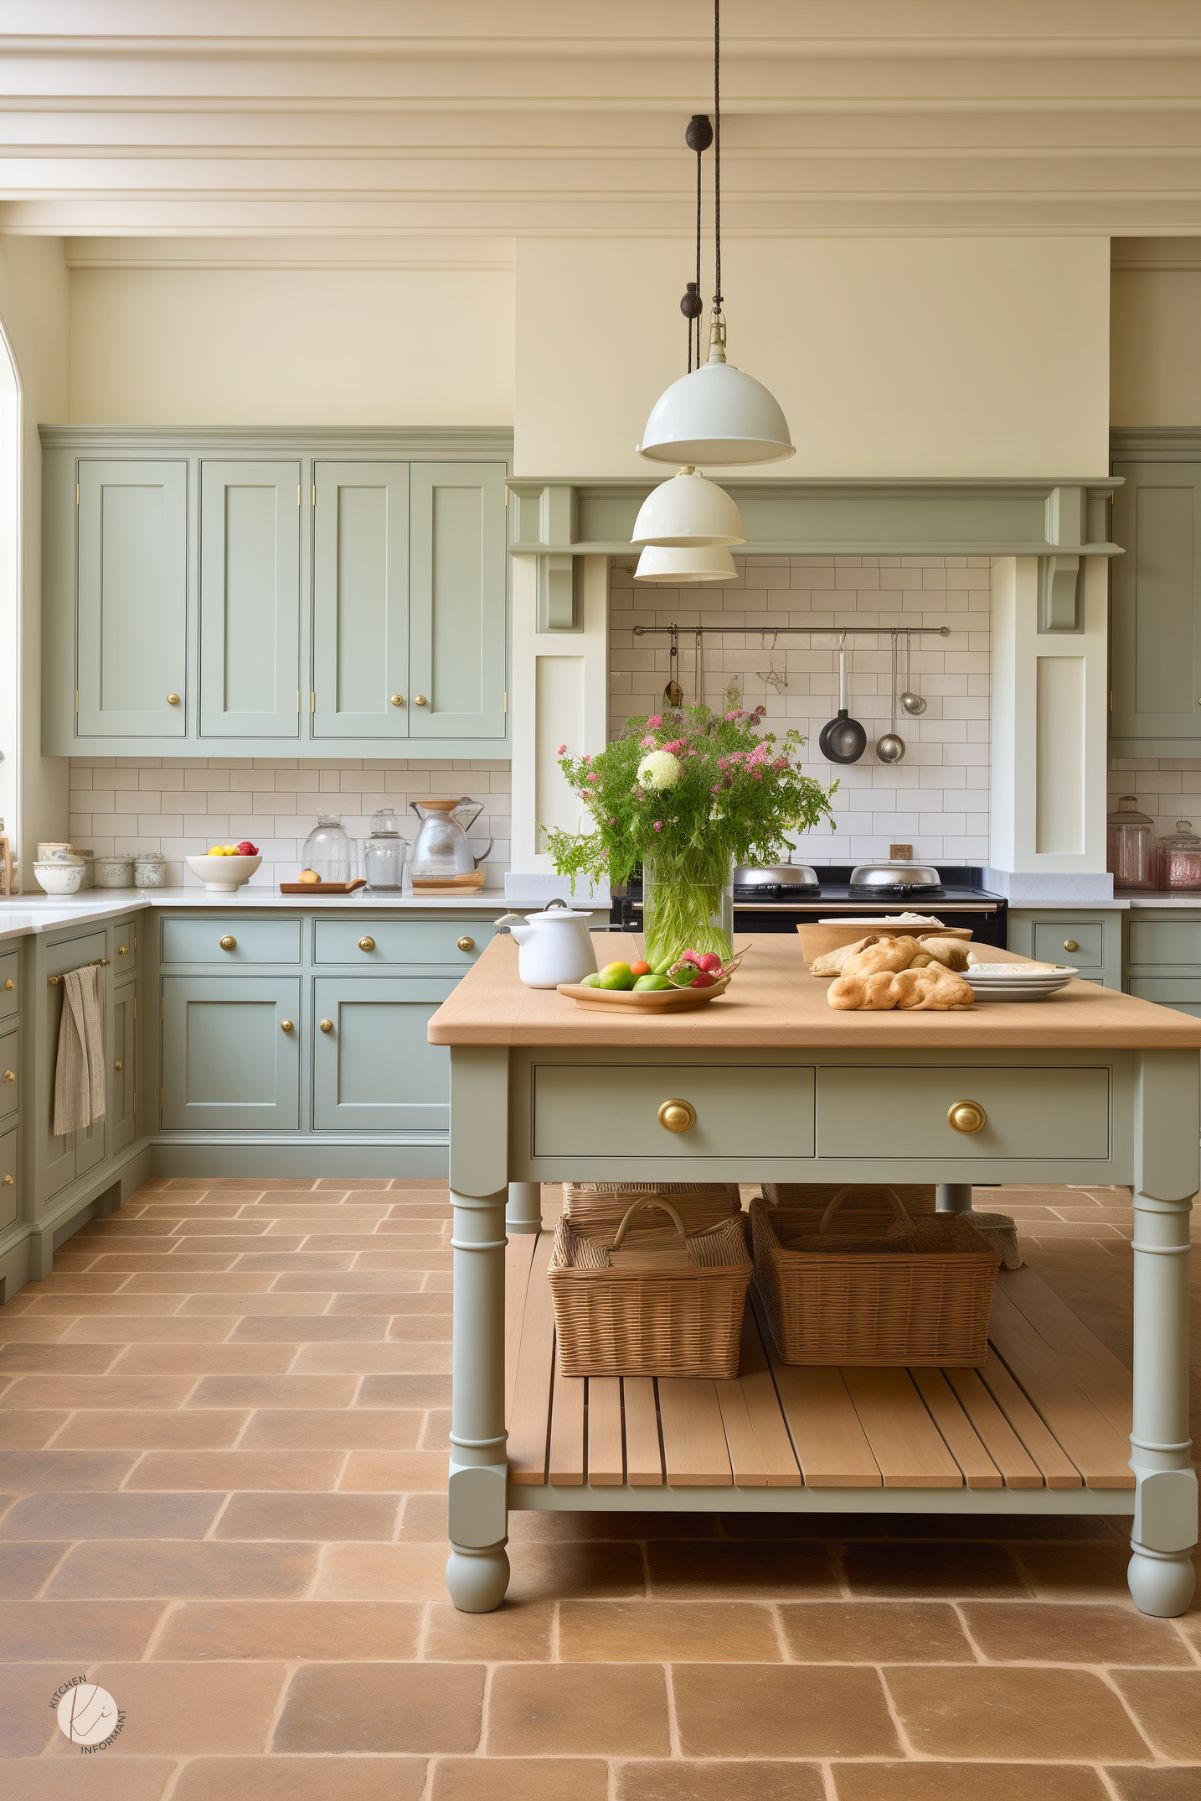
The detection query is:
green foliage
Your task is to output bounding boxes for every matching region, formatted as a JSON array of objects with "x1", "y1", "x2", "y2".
[{"x1": 543, "y1": 703, "x2": 838, "y2": 888}]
